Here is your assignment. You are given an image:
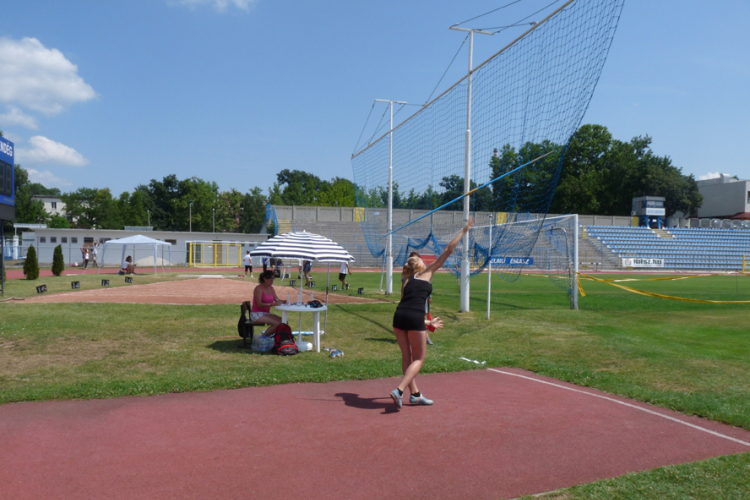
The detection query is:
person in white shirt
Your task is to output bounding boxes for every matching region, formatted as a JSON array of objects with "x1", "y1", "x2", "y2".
[
  {"x1": 338, "y1": 261, "x2": 351, "y2": 289},
  {"x1": 242, "y1": 251, "x2": 253, "y2": 277},
  {"x1": 91, "y1": 241, "x2": 99, "y2": 268}
]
